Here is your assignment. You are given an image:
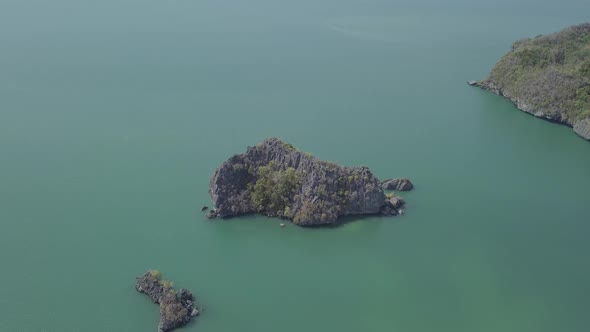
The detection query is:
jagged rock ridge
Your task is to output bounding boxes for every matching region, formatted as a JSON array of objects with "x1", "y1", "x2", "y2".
[{"x1": 208, "y1": 138, "x2": 410, "y2": 226}]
